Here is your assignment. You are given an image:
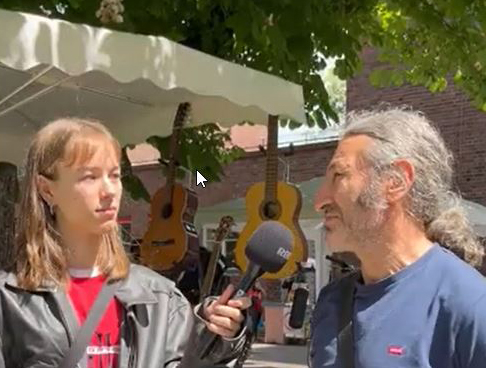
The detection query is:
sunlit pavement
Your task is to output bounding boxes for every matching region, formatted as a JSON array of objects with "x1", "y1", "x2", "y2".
[{"x1": 243, "y1": 343, "x2": 308, "y2": 368}]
